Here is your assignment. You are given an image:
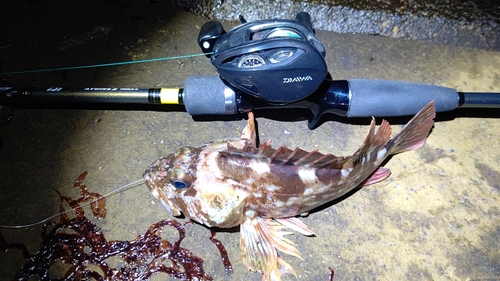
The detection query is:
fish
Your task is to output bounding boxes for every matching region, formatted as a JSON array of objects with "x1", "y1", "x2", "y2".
[{"x1": 143, "y1": 101, "x2": 436, "y2": 280}]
